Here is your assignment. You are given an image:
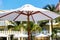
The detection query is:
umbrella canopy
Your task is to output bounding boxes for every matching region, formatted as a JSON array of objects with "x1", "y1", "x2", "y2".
[
  {"x1": 0, "y1": 33, "x2": 8, "y2": 37},
  {"x1": 35, "y1": 34, "x2": 50, "y2": 37},
  {"x1": 0, "y1": 4, "x2": 59, "y2": 21},
  {"x1": 14, "y1": 33, "x2": 28, "y2": 38},
  {"x1": 0, "y1": 4, "x2": 60, "y2": 40}
]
